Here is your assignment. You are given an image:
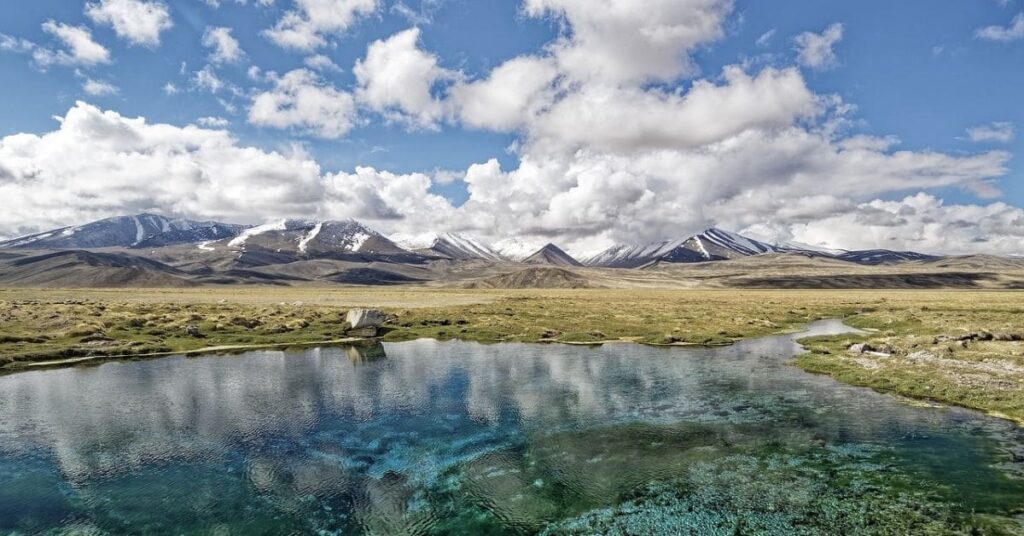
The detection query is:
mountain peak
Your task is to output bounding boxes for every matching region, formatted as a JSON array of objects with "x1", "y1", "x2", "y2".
[
  {"x1": 523, "y1": 243, "x2": 583, "y2": 267},
  {"x1": 227, "y1": 218, "x2": 397, "y2": 255},
  {"x1": 0, "y1": 213, "x2": 244, "y2": 250},
  {"x1": 584, "y1": 228, "x2": 778, "y2": 267},
  {"x1": 391, "y1": 231, "x2": 503, "y2": 261}
]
